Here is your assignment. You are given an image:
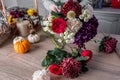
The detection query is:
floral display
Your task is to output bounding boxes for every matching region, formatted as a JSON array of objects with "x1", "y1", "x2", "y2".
[
  {"x1": 39, "y1": 0, "x2": 99, "y2": 79},
  {"x1": 99, "y1": 36, "x2": 118, "y2": 53},
  {"x1": 7, "y1": 7, "x2": 40, "y2": 25}
]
